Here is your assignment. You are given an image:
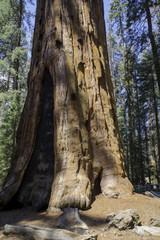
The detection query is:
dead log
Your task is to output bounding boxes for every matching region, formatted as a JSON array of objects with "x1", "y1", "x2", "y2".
[{"x1": 3, "y1": 224, "x2": 98, "y2": 240}]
